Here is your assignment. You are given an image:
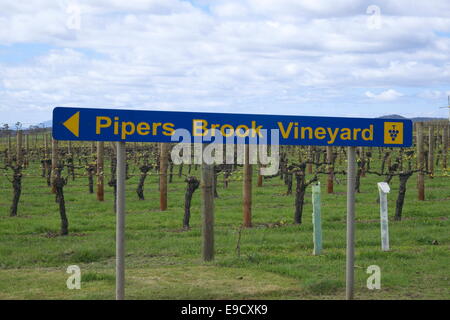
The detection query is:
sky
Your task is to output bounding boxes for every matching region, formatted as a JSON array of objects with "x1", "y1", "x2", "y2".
[{"x1": 0, "y1": 0, "x2": 450, "y2": 127}]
